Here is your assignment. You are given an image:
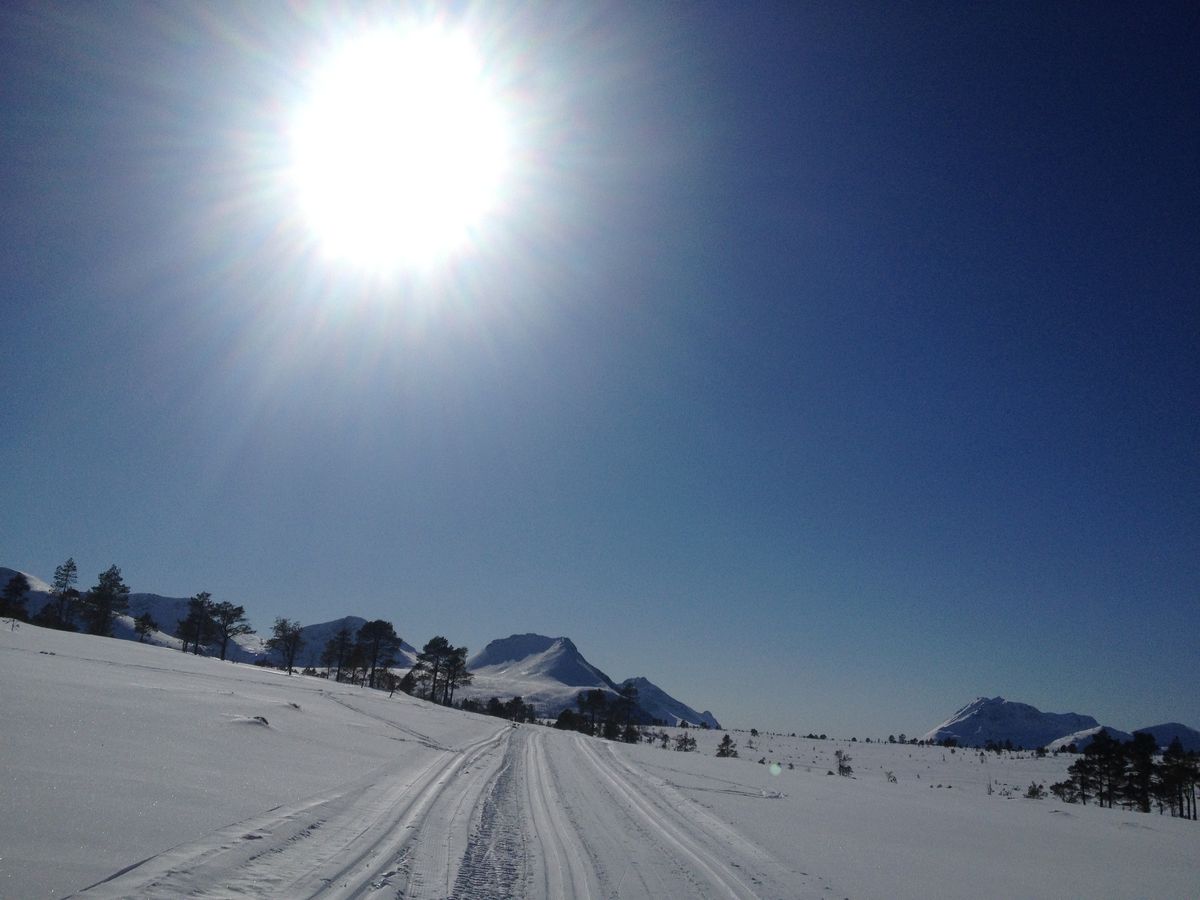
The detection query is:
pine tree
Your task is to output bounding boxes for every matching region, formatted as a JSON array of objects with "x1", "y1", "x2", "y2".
[
  {"x1": 266, "y1": 618, "x2": 305, "y2": 675},
  {"x1": 673, "y1": 732, "x2": 697, "y2": 752},
  {"x1": 178, "y1": 593, "x2": 215, "y2": 654},
  {"x1": 321, "y1": 626, "x2": 354, "y2": 682},
  {"x1": 413, "y1": 636, "x2": 453, "y2": 702},
  {"x1": 1123, "y1": 732, "x2": 1157, "y2": 813},
  {"x1": 133, "y1": 611, "x2": 158, "y2": 642},
  {"x1": 81, "y1": 565, "x2": 130, "y2": 636},
  {"x1": 210, "y1": 601, "x2": 254, "y2": 661},
  {"x1": 613, "y1": 682, "x2": 640, "y2": 728},
  {"x1": 716, "y1": 733, "x2": 738, "y2": 758},
  {"x1": 2, "y1": 573, "x2": 31, "y2": 622},
  {"x1": 442, "y1": 645, "x2": 473, "y2": 706},
  {"x1": 46, "y1": 557, "x2": 79, "y2": 630},
  {"x1": 355, "y1": 620, "x2": 402, "y2": 689}
]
